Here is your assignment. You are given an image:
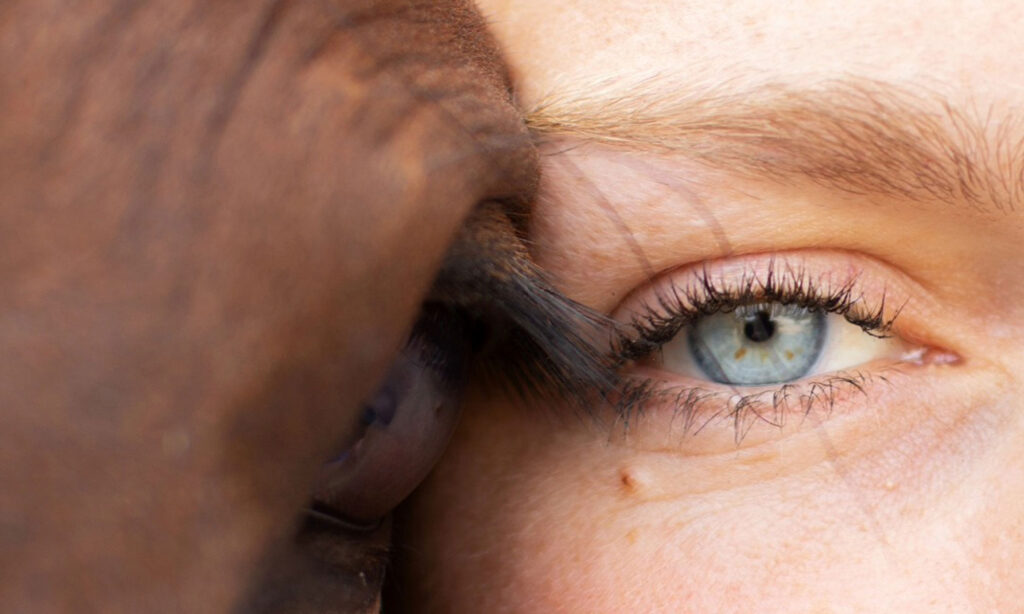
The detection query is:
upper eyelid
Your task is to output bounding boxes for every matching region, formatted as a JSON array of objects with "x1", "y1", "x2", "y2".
[
  {"x1": 645, "y1": 271, "x2": 895, "y2": 330},
  {"x1": 607, "y1": 249, "x2": 947, "y2": 336},
  {"x1": 602, "y1": 244, "x2": 940, "y2": 313}
]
